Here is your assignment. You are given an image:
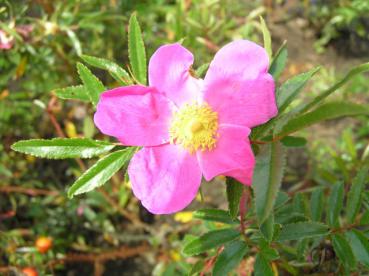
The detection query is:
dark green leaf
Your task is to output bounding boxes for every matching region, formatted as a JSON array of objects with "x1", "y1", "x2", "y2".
[
  {"x1": 277, "y1": 102, "x2": 369, "y2": 137},
  {"x1": 253, "y1": 142, "x2": 286, "y2": 224},
  {"x1": 300, "y1": 62, "x2": 369, "y2": 113},
  {"x1": 77, "y1": 62, "x2": 105, "y2": 106},
  {"x1": 182, "y1": 228, "x2": 240, "y2": 256},
  {"x1": 281, "y1": 136, "x2": 307, "y2": 147},
  {"x1": 188, "y1": 260, "x2": 204, "y2": 276},
  {"x1": 254, "y1": 253, "x2": 273, "y2": 276},
  {"x1": 128, "y1": 13, "x2": 147, "y2": 84},
  {"x1": 332, "y1": 233, "x2": 356, "y2": 270},
  {"x1": 11, "y1": 138, "x2": 115, "y2": 159},
  {"x1": 193, "y1": 209, "x2": 237, "y2": 224},
  {"x1": 269, "y1": 41, "x2": 287, "y2": 81},
  {"x1": 346, "y1": 229, "x2": 369, "y2": 268},
  {"x1": 226, "y1": 178, "x2": 244, "y2": 219},
  {"x1": 346, "y1": 168, "x2": 368, "y2": 223},
  {"x1": 81, "y1": 55, "x2": 132, "y2": 85},
  {"x1": 277, "y1": 67, "x2": 320, "y2": 113},
  {"x1": 274, "y1": 191, "x2": 289, "y2": 209},
  {"x1": 213, "y1": 240, "x2": 248, "y2": 276},
  {"x1": 310, "y1": 187, "x2": 324, "y2": 221},
  {"x1": 54, "y1": 85, "x2": 89, "y2": 101},
  {"x1": 277, "y1": 222, "x2": 329, "y2": 241},
  {"x1": 68, "y1": 148, "x2": 135, "y2": 197},
  {"x1": 260, "y1": 214, "x2": 274, "y2": 242},
  {"x1": 327, "y1": 182, "x2": 344, "y2": 227}
]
